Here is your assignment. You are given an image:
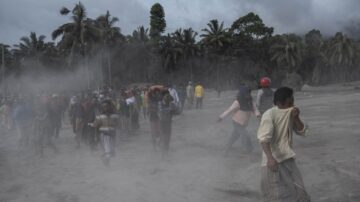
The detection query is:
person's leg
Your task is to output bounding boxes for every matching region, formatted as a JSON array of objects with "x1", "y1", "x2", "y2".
[
  {"x1": 88, "y1": 127, "x2": 96, "y2": 150},
  {"x1": 134, "y1": 111, "x2": 140, "y2": 130},
  {"x1": 75, "y1": 119, "x2": 83, "y2": 148},
  {"x1": 181, "y1": 99, "x2": 185, "y2": 113},
  {"x1": 200, "y1": 97, "x2": 203, "y2": 109},
  {"x1": 261, "y1": 165, "x2": 281, "y2": 201},
  {"x1": 38, "y1": 123, "x2": 46, "y2": 157},
  {"x1": 71, "y1": 118, "x2": 76, "y2": 133},
  {"x1": 17, "y1": 124, "x2": 24, "y2": 147},
  {"x1": 46, "y1": 124, "x2": 58, "y2": 153},
  {"x1": 110, "y1": 132, "x2": 116, "y2": 157},
  {"x1": 102, "y1": 133, "x2": 113, "y2": 165},
  {"x1": 224, "y1": 122, "x2": 242, "y2": 155},
  {"x1": 54, "y1": 121, "x2": 61, "y2": 138},
  {"x1": 238, "y1": 127, "x2": 253, "y2": 153},
  {"x1": 150, "y1": 120, "x2": 160, "y2": 151},
  {"x1": 288, "y1": 159, "x2": 311, "y2": 201},
  {"x1": 160, "y1": 121, "x2": 172, "y2": 158},
  {"x1": 23, "y1": 124, "x2": 30, "y2": 146}
]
